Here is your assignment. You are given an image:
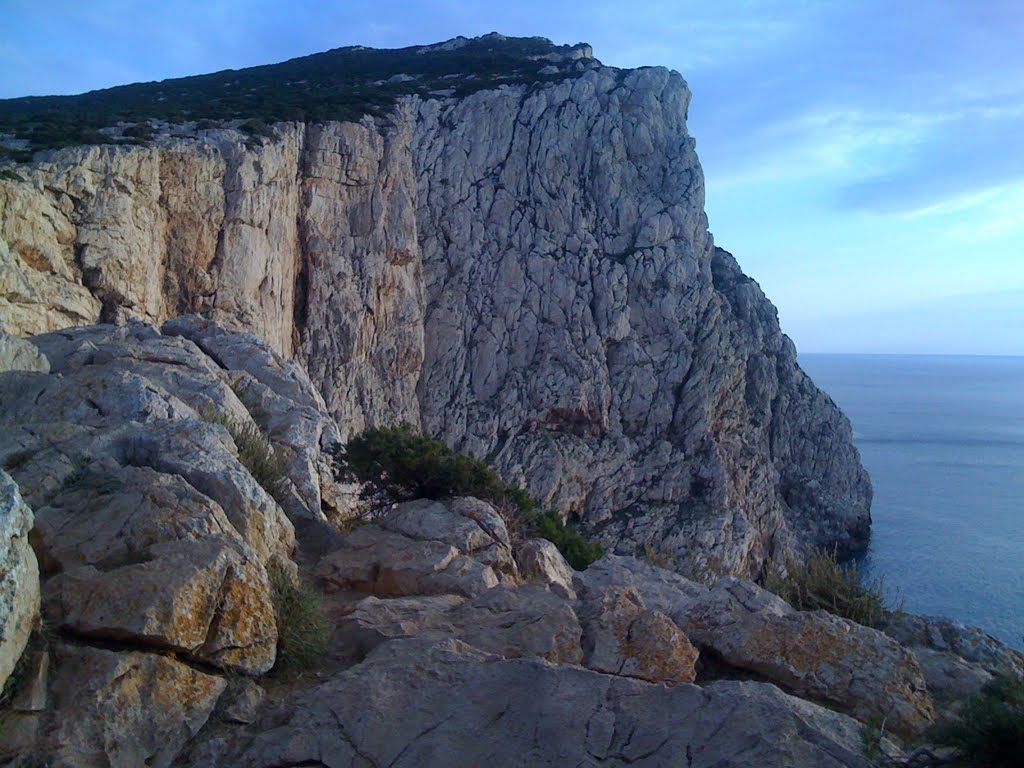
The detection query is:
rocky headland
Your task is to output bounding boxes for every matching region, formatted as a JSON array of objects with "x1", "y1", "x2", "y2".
[{"x1": 0, "y1": 34, "x2": 1019, "y2": 767}]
